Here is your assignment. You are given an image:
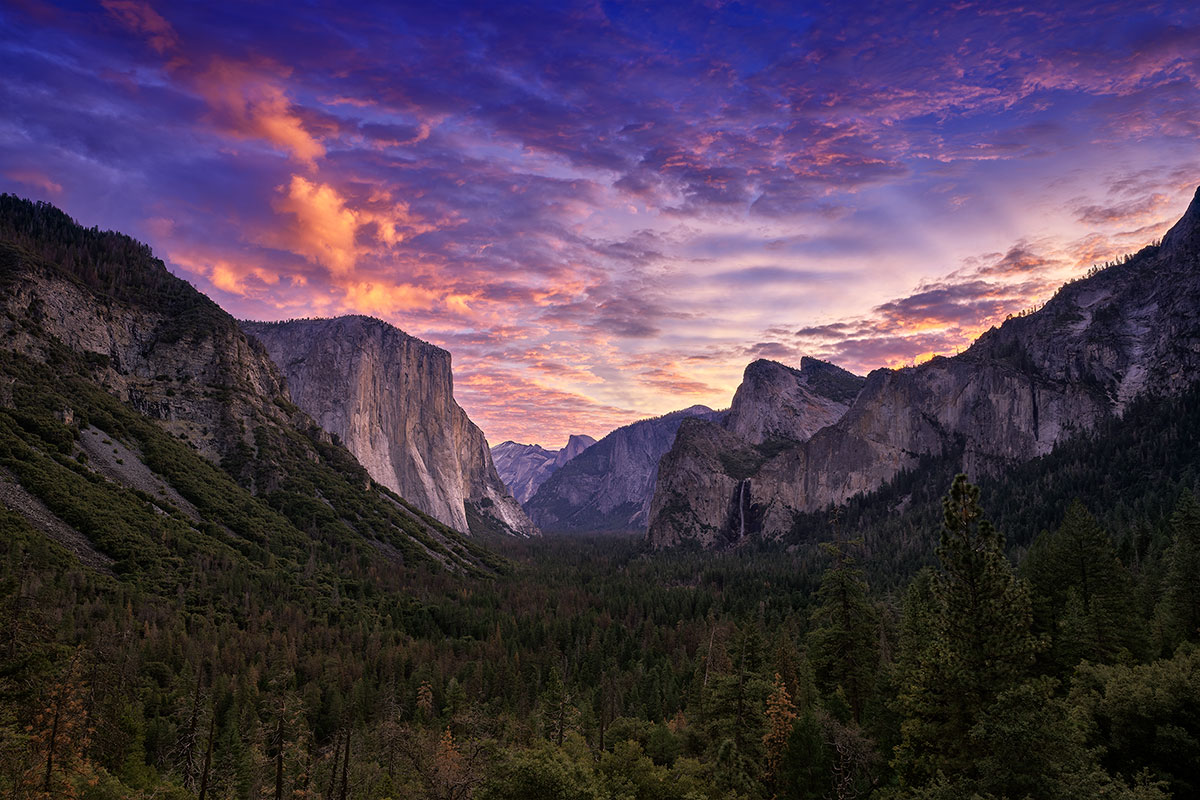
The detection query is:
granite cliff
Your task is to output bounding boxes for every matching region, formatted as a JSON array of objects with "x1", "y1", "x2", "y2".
[
  {"x1": 0, "y1": 195, "x2": 495, "y2": 571},
  {"x1": 525, "y1": 405, "x2": 724, "y2": 532},
  {"x1": 492, "y1": 434, "x2": 596, "y2": 504},
  {"x1": 242, "y1": 316, "x2": 537, "y2": 537},
  {"x1": 649, "y1": 358, "x2": 865, "y2": 547},
  {"x1": 649, "y1": 187, "x2": 1200, "y2": 548}
]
